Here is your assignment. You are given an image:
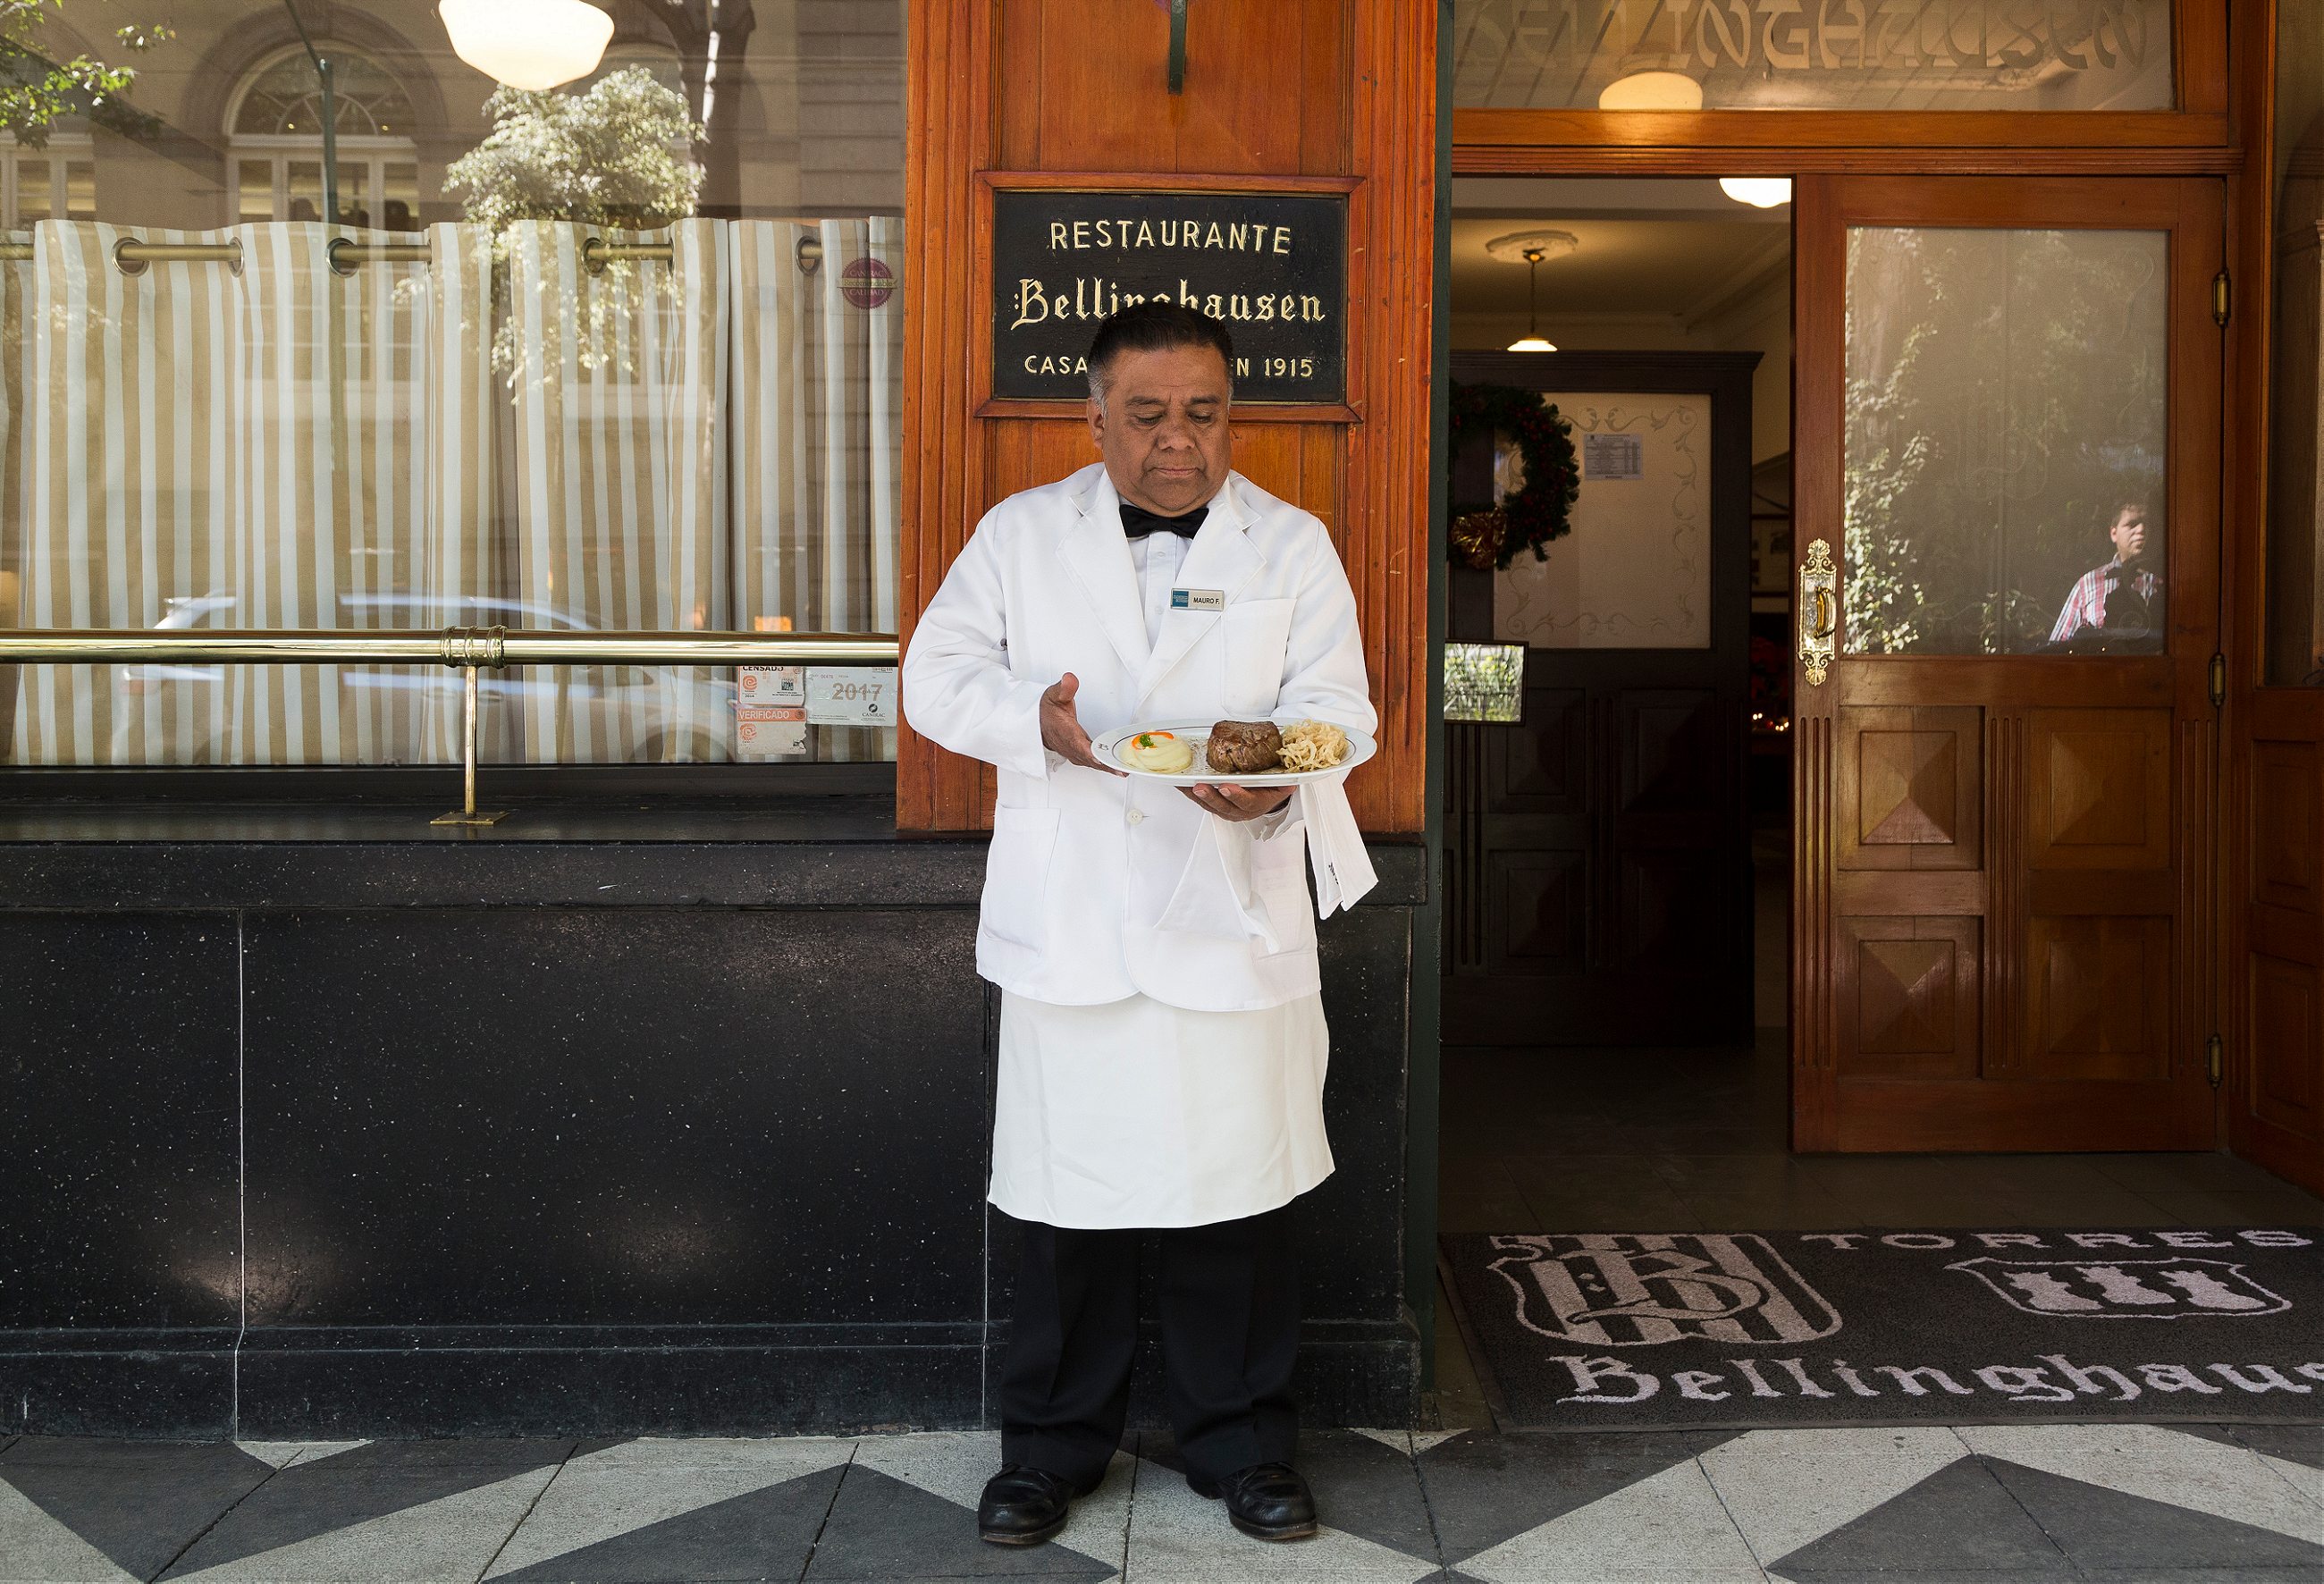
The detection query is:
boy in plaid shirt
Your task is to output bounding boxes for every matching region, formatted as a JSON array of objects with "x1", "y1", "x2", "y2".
[{"x1": 2050, "y1": 501, "x2": 2160, "y2": 645}]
